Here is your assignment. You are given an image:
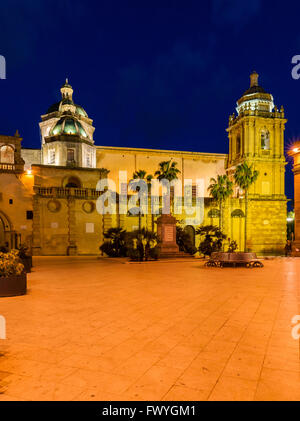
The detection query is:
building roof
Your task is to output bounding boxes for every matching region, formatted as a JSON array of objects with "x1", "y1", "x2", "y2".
[
  {"x1": 50, "y1": 116, "x2": 89, "y2": 138},
  {"x1": 46, "y1": 101, "x2": 88, "y2": 117}
]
